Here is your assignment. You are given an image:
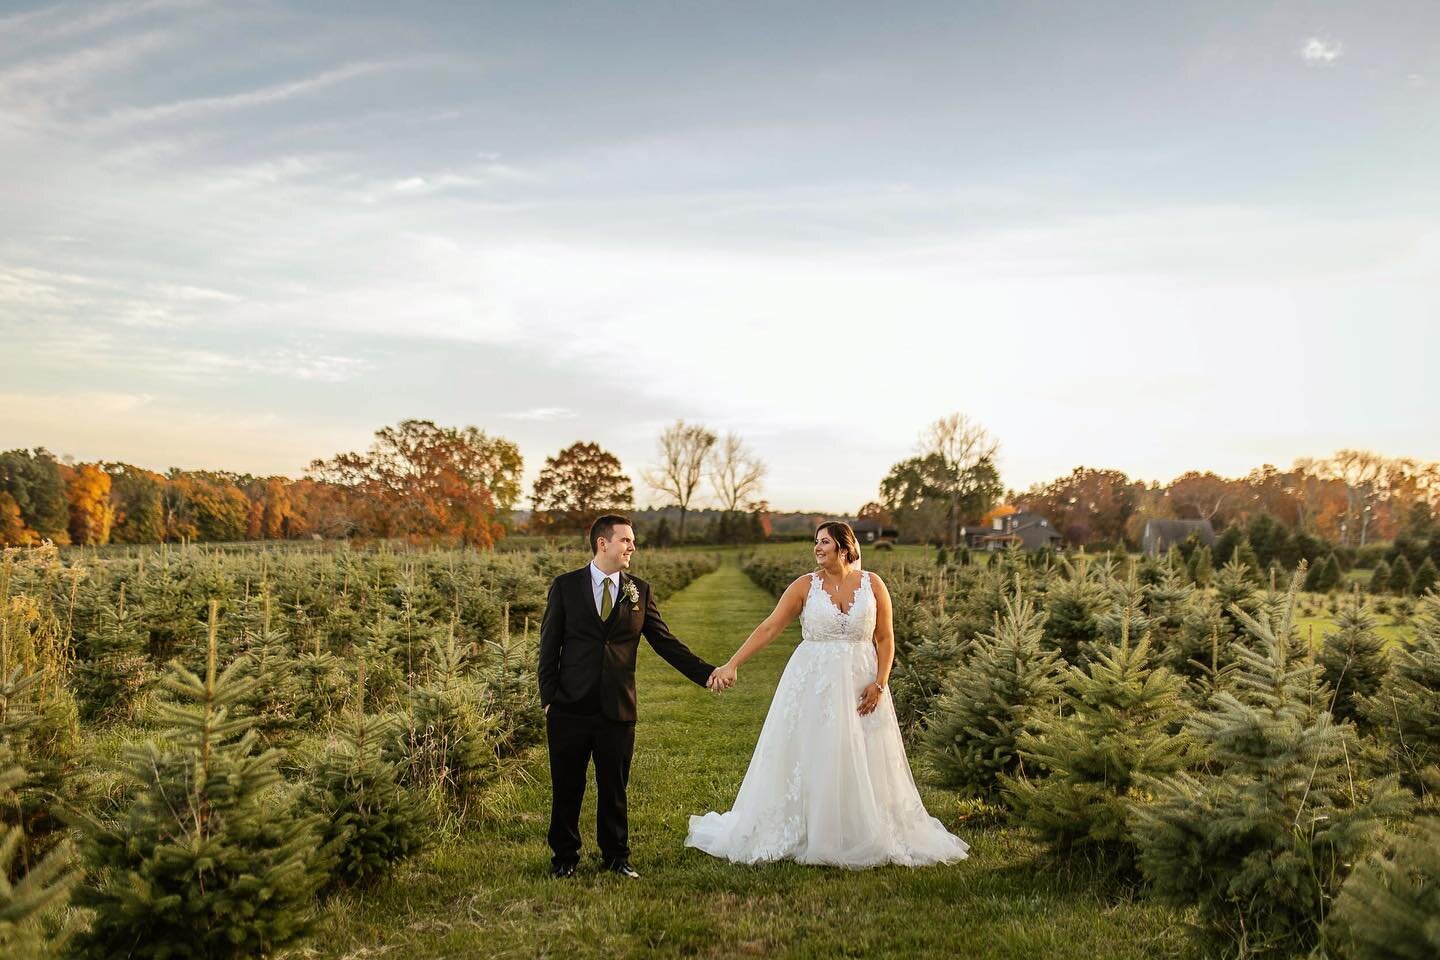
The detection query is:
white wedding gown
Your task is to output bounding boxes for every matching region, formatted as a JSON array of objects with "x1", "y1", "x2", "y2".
[{"x1": 686, "y1": 571, "x2": 969, "y2": 867}]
